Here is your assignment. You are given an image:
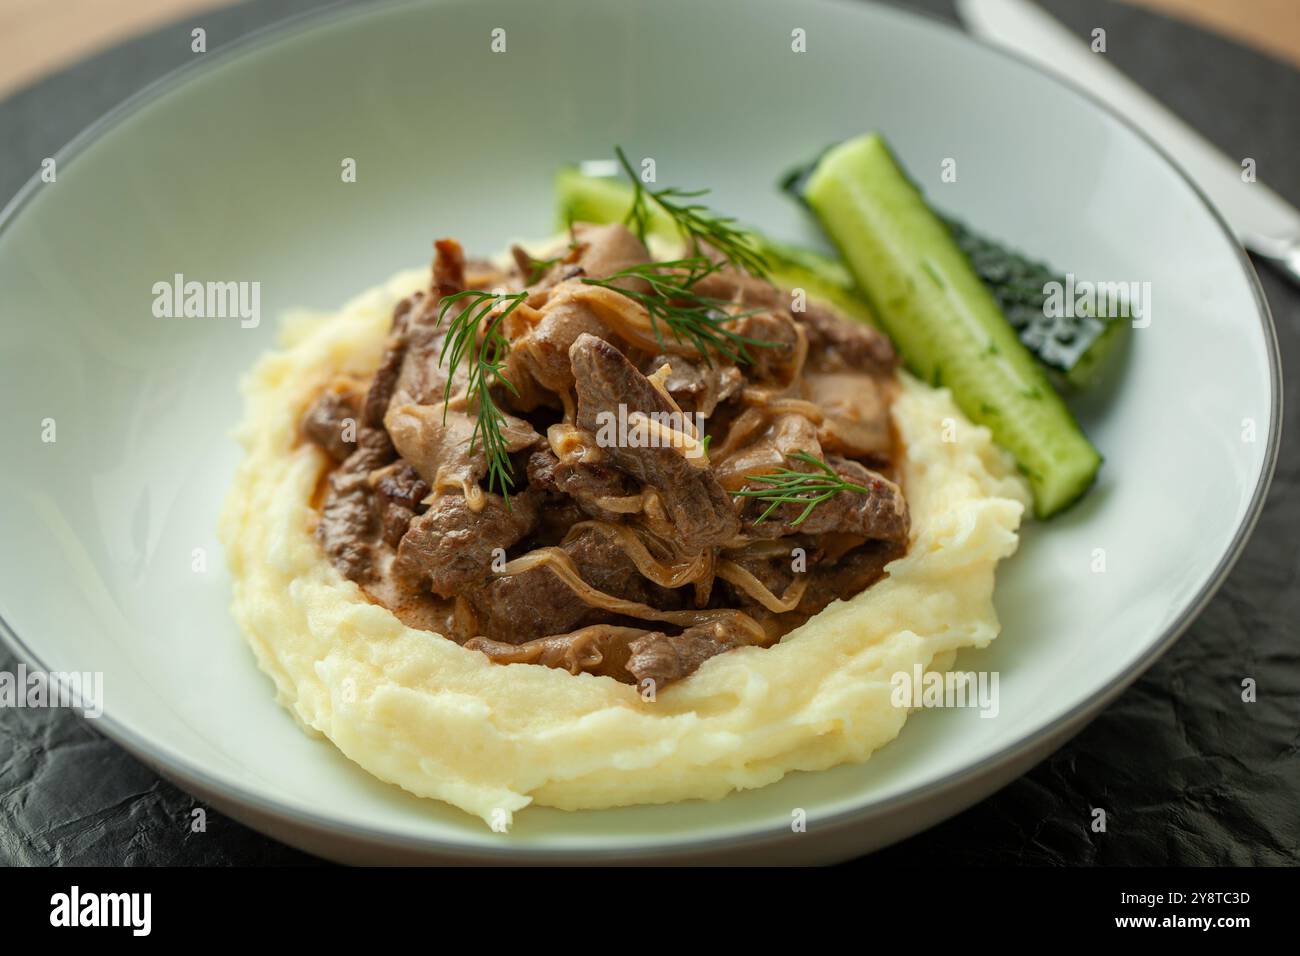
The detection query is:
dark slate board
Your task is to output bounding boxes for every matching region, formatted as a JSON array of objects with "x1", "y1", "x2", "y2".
[{"x1": 1, "y1": 0, "x2": 1296, "y2": 866}]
